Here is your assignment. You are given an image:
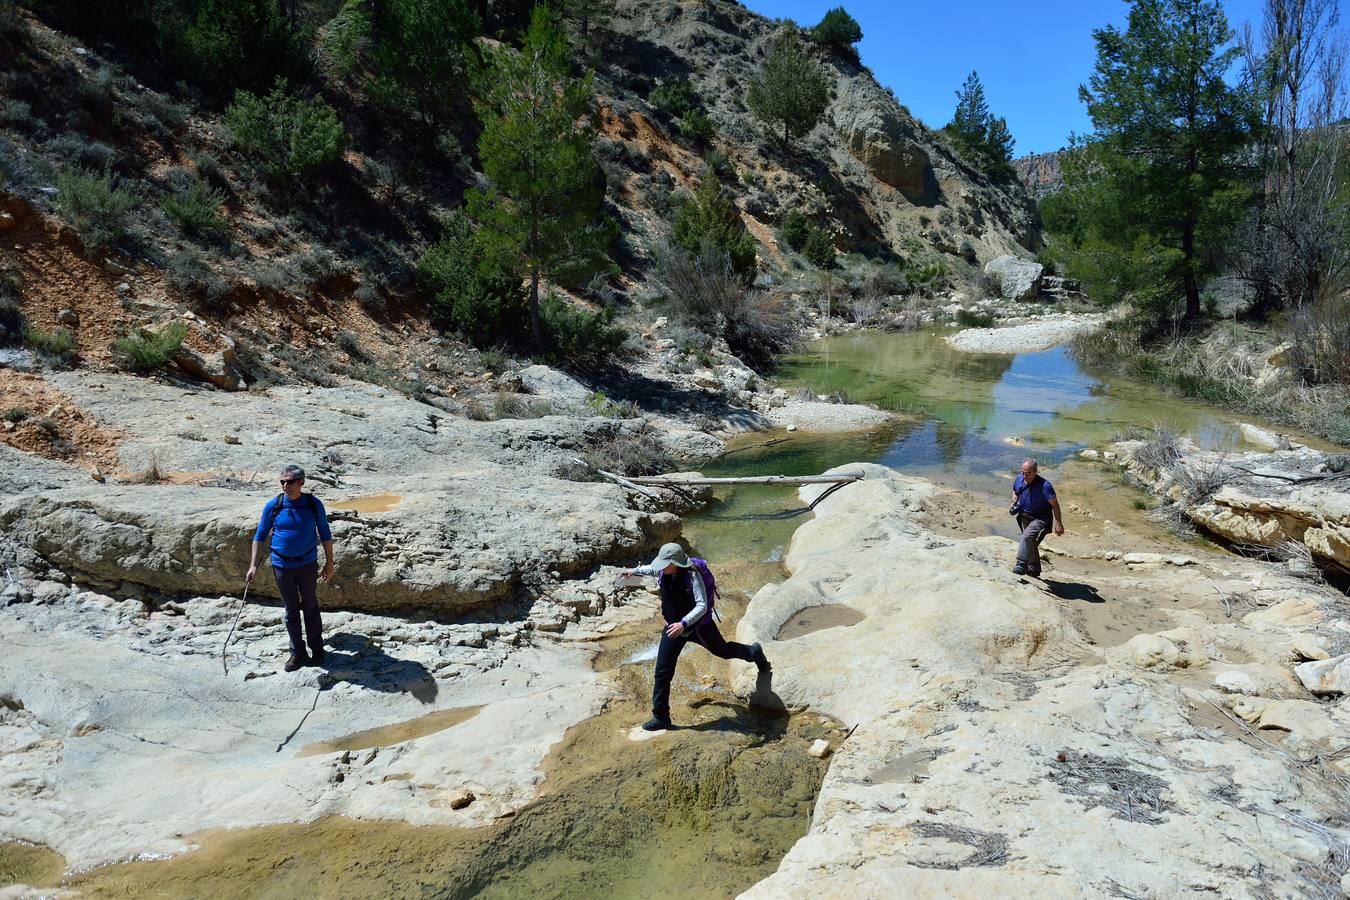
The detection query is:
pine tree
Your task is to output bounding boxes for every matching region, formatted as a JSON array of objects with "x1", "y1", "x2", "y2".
[
  {"x1": 810, "y1": 7, "x2": 862, "y2": 55},
  {"x1": 944, "y1": 70, "x2": 1017, "y2": 179},
  {"x1": 468, "y1": 6, "x2": 614, "y2": 351},
  {"x1": 746, "y1": 28, "x2": 830, "y2": 147},
  {"x1": 674, "y1": 169, "x2": 757, "y2": 281},
  {"x1": 369, "y1": 0, "x2": 480, "y2": 126},
  {"x1": 1078, "y1": 0, "x2": 1257, "y2": 320},
  {"x1": 946, "y1": 71, "x2": 990, "y2": 159}
]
